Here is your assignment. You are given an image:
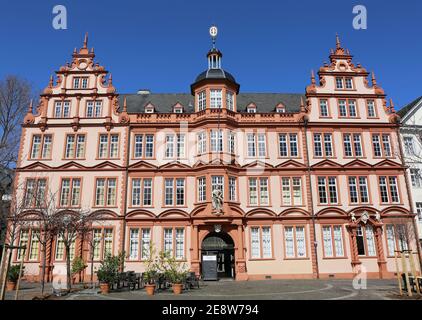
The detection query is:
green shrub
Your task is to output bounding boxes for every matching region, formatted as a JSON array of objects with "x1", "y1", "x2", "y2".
[
  {"x1": 7, "y1": 265, "x2": 24, "y2": 282},
  {"x1": 96, "y1": 252, "x2": 124, "y2": 285},
  {"x1": 71, "y1": 256, "x2": 87, "y2": 275}
]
